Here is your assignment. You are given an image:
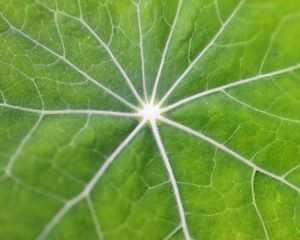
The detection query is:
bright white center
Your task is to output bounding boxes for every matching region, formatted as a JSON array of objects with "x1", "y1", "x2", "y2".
[{"x1": 139, "y1": 104, "x2": 160, "y2": 121}]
